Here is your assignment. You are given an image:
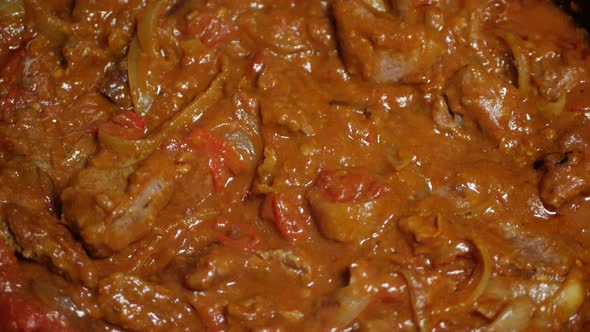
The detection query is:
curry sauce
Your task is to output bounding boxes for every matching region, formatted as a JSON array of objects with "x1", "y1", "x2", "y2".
[{"x1": 1, "y1": 0, "x2": 590, "y2": 331}]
